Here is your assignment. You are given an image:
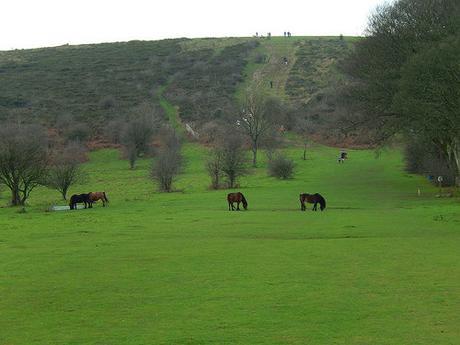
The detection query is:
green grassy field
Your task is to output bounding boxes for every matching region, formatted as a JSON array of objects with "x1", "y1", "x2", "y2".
[{"x1": 1, "y1": 143, "x2": 459, "y2": 344}]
